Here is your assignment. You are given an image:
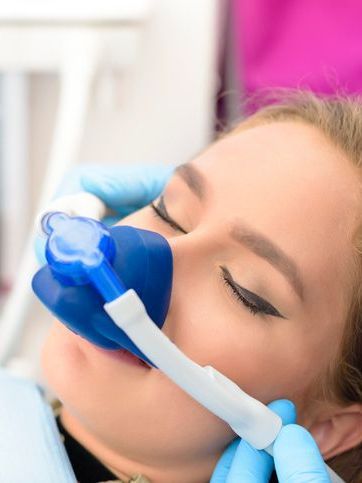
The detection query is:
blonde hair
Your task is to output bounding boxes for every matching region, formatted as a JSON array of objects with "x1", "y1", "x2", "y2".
[{"x1": 230, "y1": 92, "x2": 362, "y2": 482}]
